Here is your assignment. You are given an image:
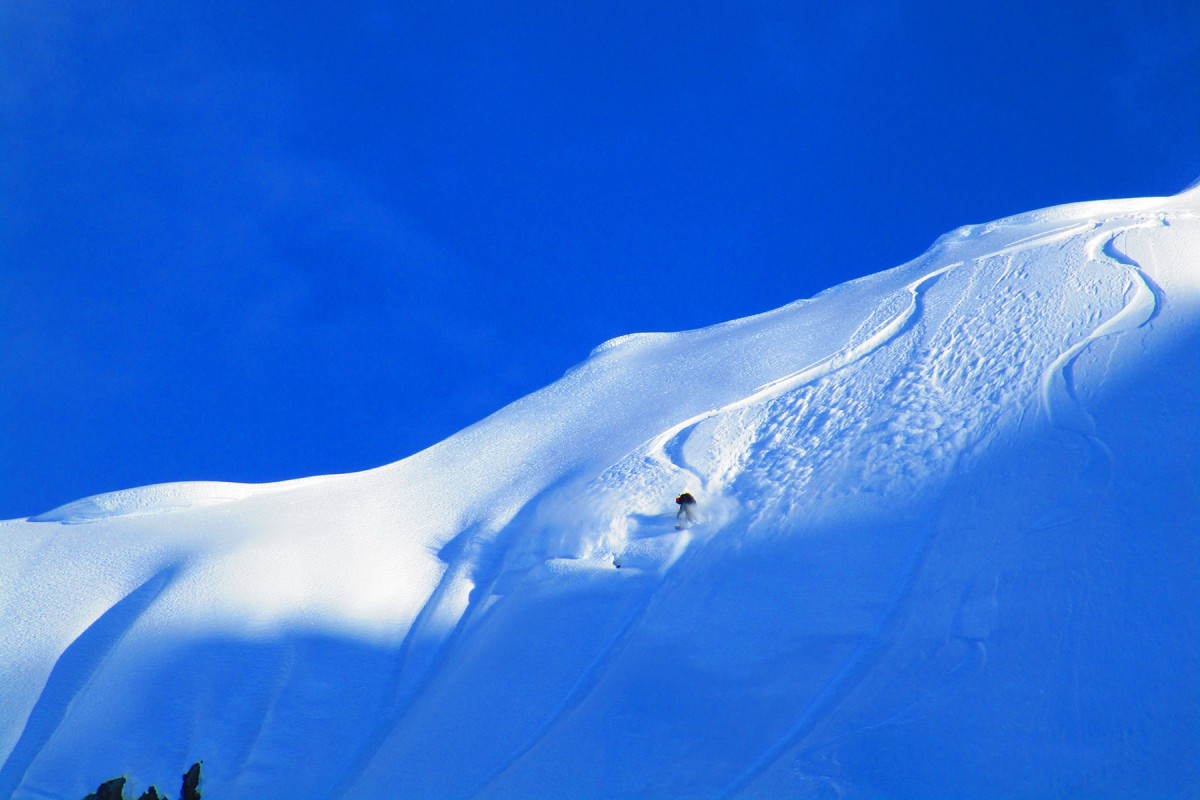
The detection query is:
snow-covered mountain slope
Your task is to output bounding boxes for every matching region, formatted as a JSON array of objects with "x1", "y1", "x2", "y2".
[{"x1": 2, "y1": 185, "x2": 1198, "y2": 799}]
